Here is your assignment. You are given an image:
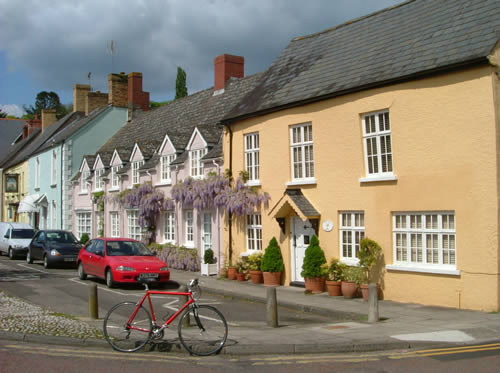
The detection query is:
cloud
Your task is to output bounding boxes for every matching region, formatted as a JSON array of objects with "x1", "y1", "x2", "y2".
[
  {"x1": 0, "y1": 0, "x2": 400, "y2": 104},
  {"x1": 0, "y1": 104, "x2": 25, "y2": 118}
]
